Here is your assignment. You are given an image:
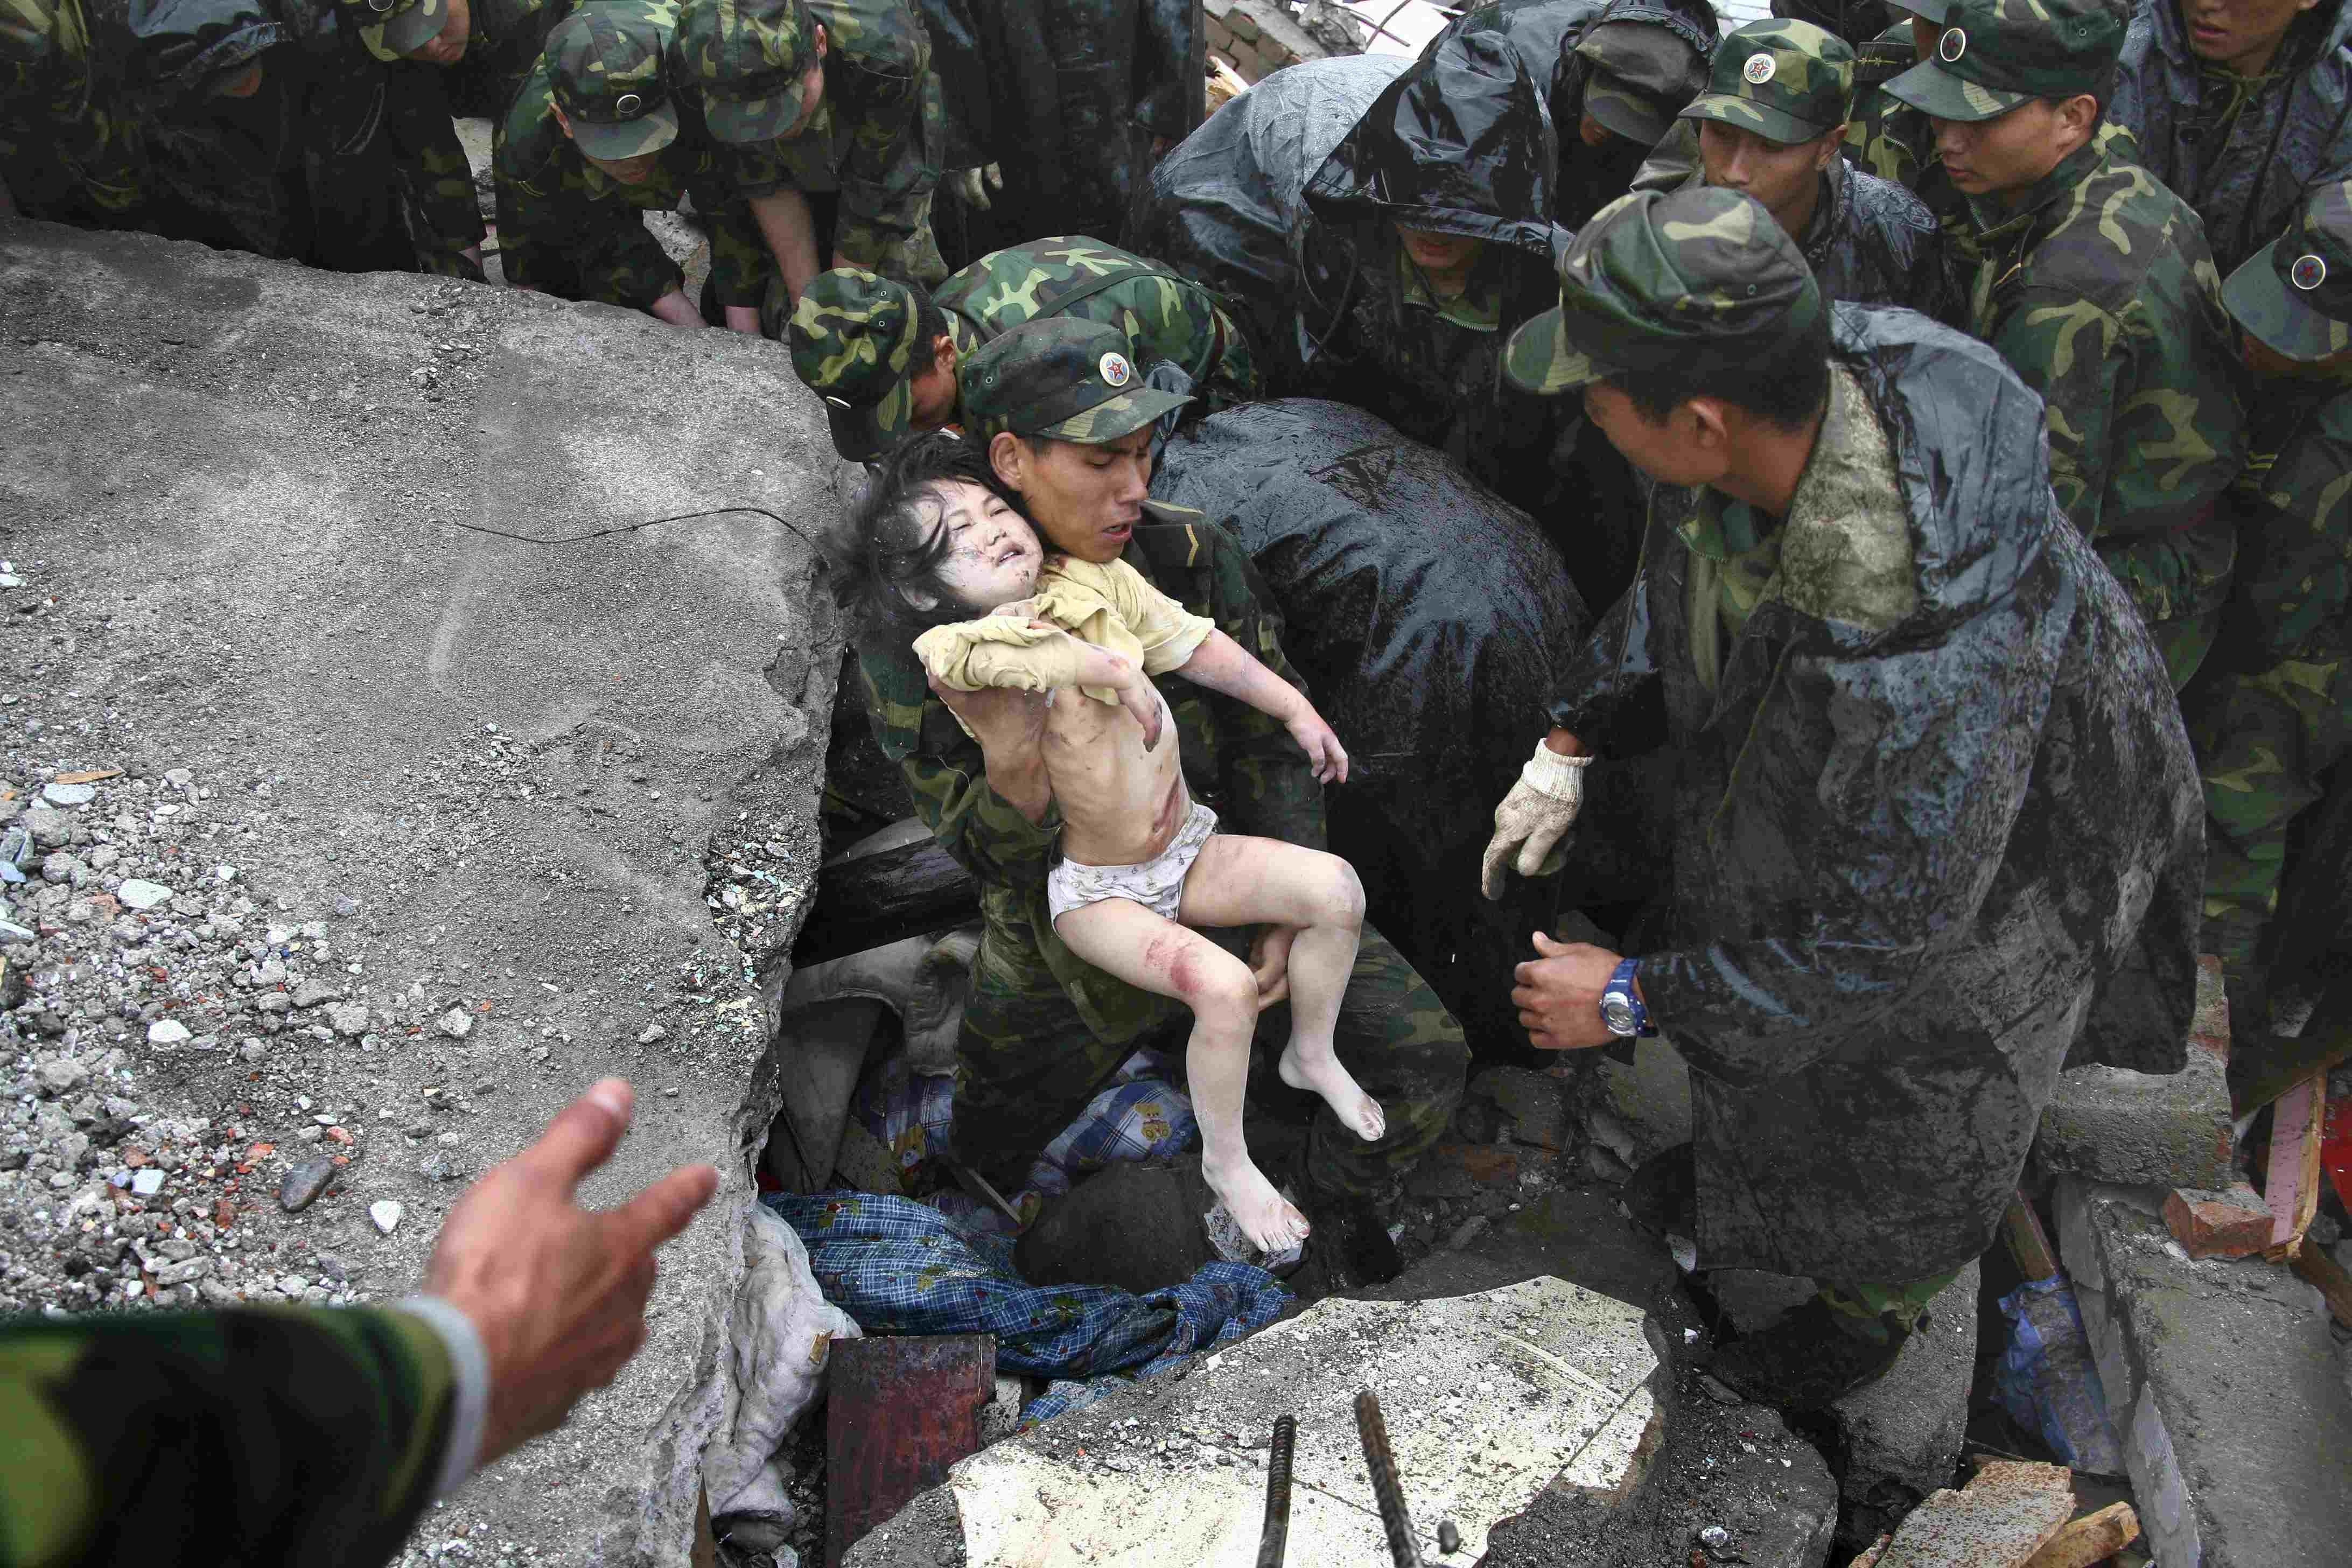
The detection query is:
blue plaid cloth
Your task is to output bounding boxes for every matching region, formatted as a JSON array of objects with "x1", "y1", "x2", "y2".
[{"x1": 766, "y1": 1192, "x2": 1288, "y2": 1424}]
